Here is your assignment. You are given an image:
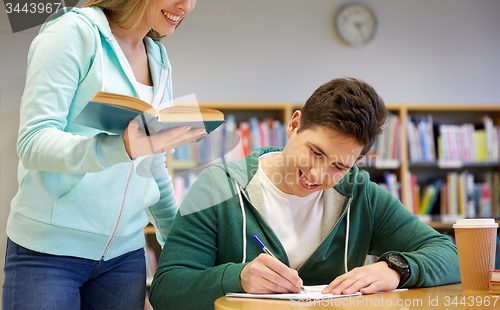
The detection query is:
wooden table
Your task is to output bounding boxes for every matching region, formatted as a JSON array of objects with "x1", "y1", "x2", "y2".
[{"x1": 215, "y1": 284, "x2": 500, "y2": 309}]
